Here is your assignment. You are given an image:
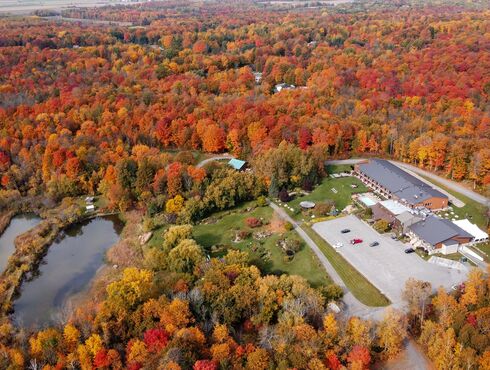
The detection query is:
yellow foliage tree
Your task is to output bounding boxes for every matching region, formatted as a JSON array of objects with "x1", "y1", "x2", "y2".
[{"x1": 165, "y1": 194, "x2": 185, "y2": 214}]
